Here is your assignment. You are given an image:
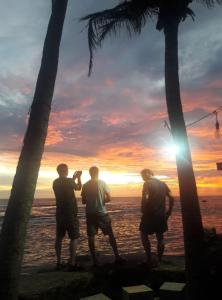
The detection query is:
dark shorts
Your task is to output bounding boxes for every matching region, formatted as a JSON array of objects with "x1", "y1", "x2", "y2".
[
  {"x1": 56, "y1": 216, "x2": 80, "y2": 240},
  {"x1": 139, "y1": 214, "x2": 168, "y2": 235},
  {"x1": 86, "y1": 213, "x2": 113, "y2": 236}
]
